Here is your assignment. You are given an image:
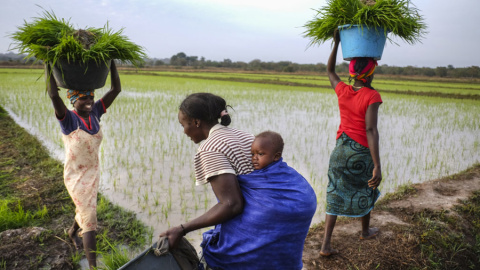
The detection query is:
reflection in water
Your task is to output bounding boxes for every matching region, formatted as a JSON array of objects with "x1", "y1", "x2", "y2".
[{"x1": 1, "y1": 75, "x2": 479, "y2": 253}]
